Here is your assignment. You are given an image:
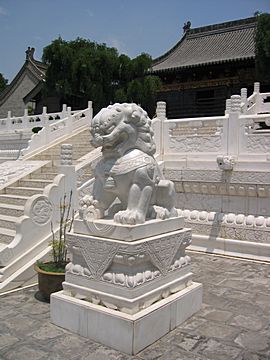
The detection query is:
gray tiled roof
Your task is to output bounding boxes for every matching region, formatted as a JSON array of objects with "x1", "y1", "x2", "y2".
[{"x1": 152, "y1": 17, "x2": 256, "y2": 73}]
